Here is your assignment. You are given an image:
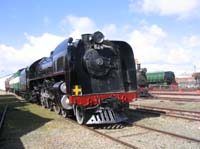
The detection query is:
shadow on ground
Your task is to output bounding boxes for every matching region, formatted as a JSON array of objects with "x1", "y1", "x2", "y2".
[
  {"x1": 126, "y1": 108, "x2": 161, "y2": 124},
  {"x1": 0, "y1": 95, "x2": 53, "y2": 149}
]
